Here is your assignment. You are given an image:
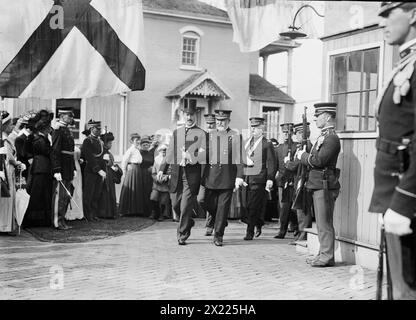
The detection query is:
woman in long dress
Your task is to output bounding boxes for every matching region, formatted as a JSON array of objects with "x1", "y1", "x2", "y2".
[
  {"x1": 138, "y1": 135, "x2": 154, "y2": 217},
  {"x1": 98, "y1": 132, "x2": 123, "y2": 218},
  {"x1": 65, "y1": 146, "x2": 84, "y2": 221},
  {"x1": 24, "y1": 120, "x2": 53, "y2": 227},
  {"x1": 118, "y1": 133, "x2": 144, "y2": 216},
  {"x1": 0, "y1": 113, "x2": 23, "y2": 235}
]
